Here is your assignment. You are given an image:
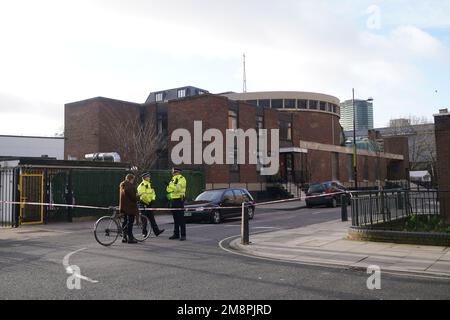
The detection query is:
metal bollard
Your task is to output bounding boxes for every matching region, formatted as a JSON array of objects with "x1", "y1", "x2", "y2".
[
  {"x1": 341, "y1": 194, "x2": 348, "y2": 222},
  {"x1": 241, "y1": 202, "x2": 250, "y2": 245}
]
